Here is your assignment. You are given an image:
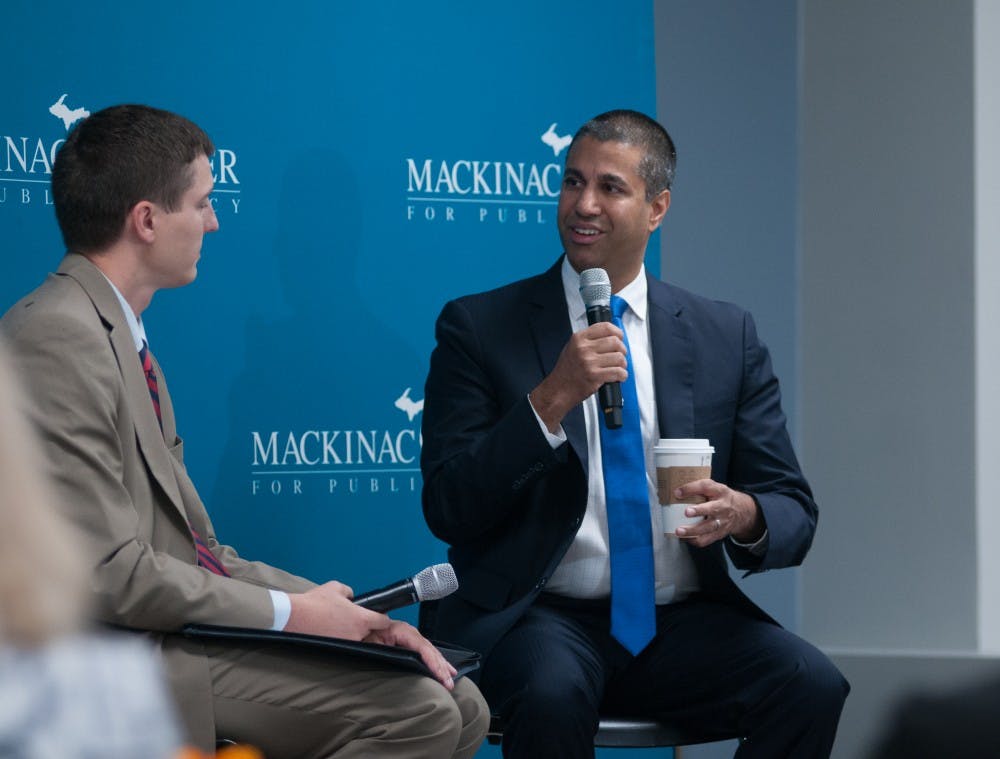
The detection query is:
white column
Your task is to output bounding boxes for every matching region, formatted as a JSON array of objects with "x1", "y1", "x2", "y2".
[{"x1": 975, "y1": 0, "x2": 1000, "y2": 654}]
